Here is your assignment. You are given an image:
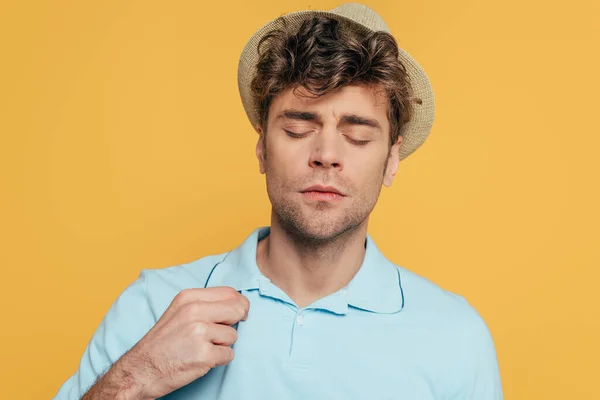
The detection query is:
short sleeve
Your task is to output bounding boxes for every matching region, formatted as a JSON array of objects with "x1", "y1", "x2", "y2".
[
  {"x1": 453, "y1": 315, "x2": 504, "y2": 399},
  {"x1": 52, "y1": 270, "x2": 157, "y2": 400}
]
